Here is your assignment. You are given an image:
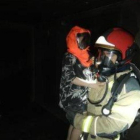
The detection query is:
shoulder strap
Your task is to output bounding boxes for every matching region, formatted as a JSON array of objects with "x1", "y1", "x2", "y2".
[
  {"x1": 111, "y1": 73, "x2": 131, "y2": 100},
  {"x1": 102, "y1": 73, "x2": 131, "y2": 116},
  {"x1": 130, "y1": 63, "x2": 140, "y2": 84}
]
